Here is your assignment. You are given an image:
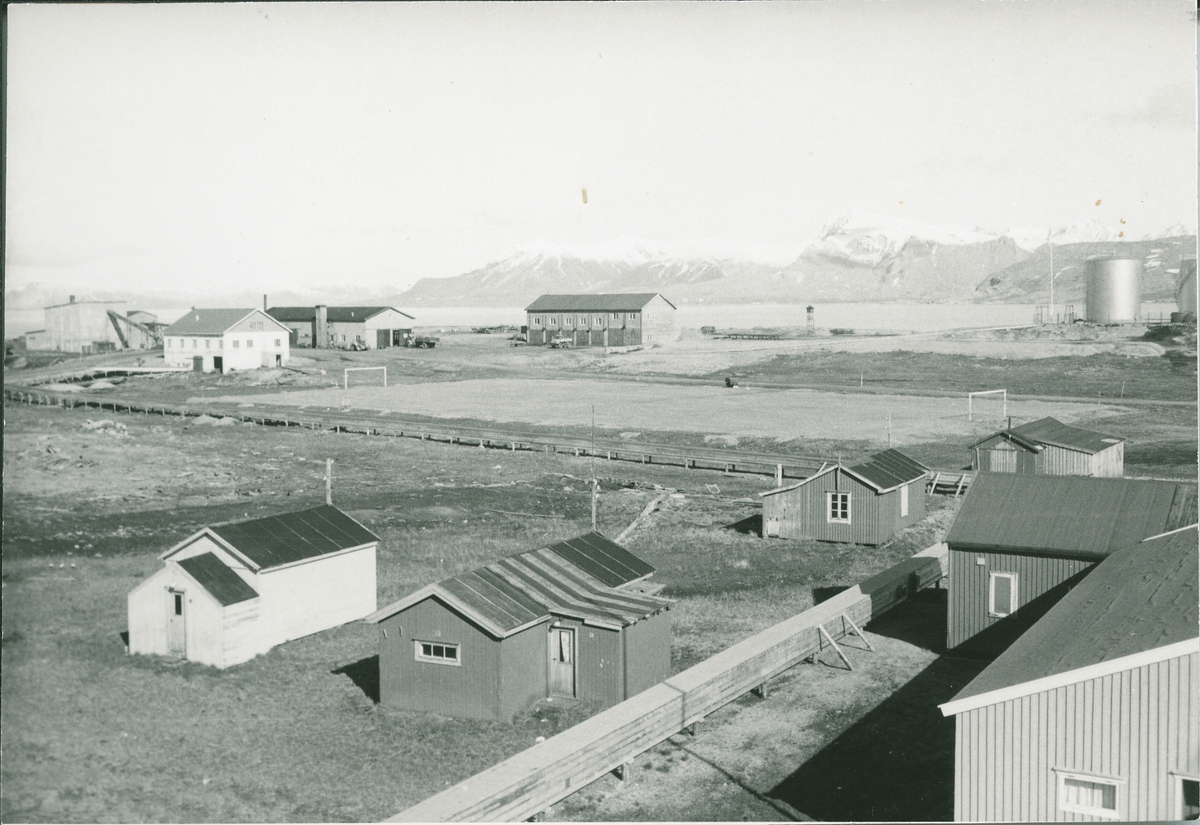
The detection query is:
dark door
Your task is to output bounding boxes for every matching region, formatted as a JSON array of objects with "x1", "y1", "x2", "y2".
[
  {"x1": 167, "y1": 590, "x2": 186, "y2": 656},
  {"x1": 213, "y1": 356, "x2": 223, "y2": 373},
  {"x1": 192, "y1": 356, "x2": 204, "y2": 372},
  {"x1": 377, "y1": 329, "x2": 390, "y2": 348},
  {"x1": 548, "y1": 627, "x2": 576, "y2": 698}
]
